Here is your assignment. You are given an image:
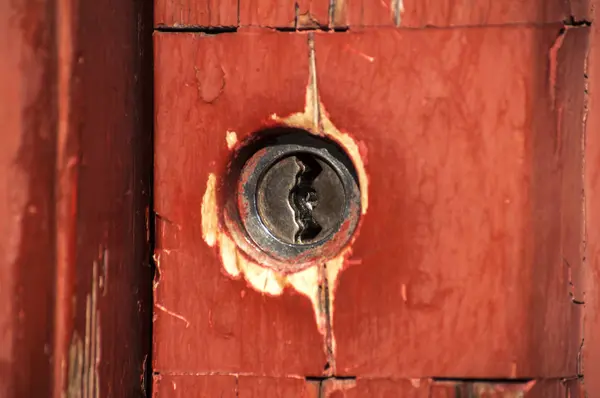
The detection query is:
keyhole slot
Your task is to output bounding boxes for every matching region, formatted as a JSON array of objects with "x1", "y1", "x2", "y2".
[{"x1": 290, "y1": 154, "x2": 323, "y2": 244}]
